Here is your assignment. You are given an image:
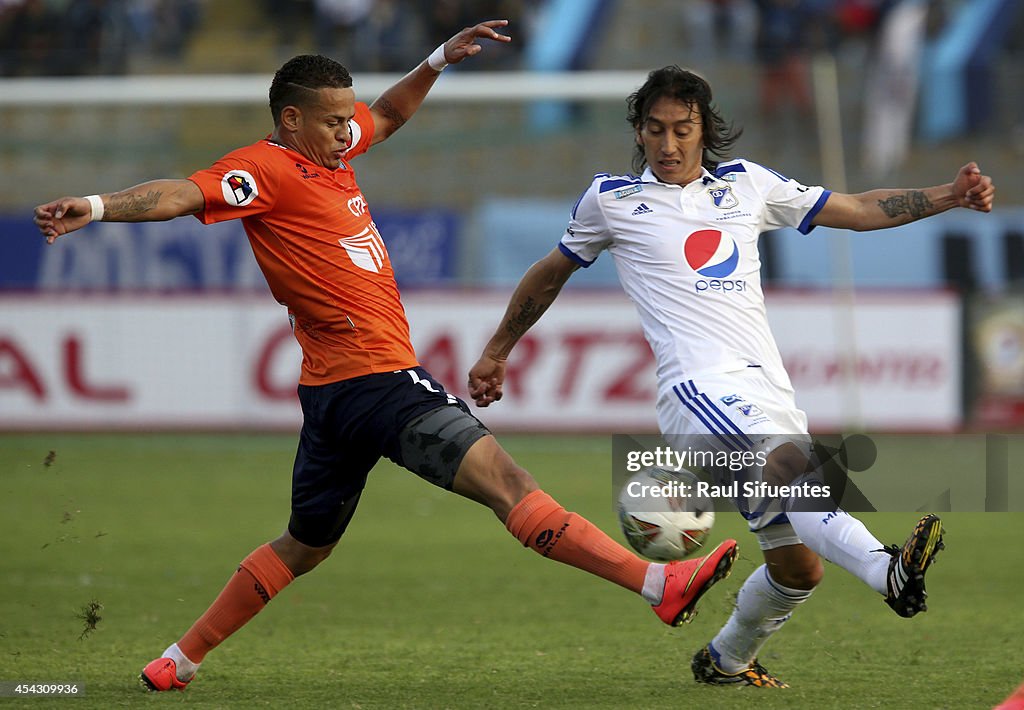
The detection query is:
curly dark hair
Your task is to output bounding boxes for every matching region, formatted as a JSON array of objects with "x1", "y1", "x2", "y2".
[
  {"x1": 269, "y1": 55, "x2": 353, "y2": 125},
  {"x1": 626, "y1": 66, "x2": 742, "y2": 174}
]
